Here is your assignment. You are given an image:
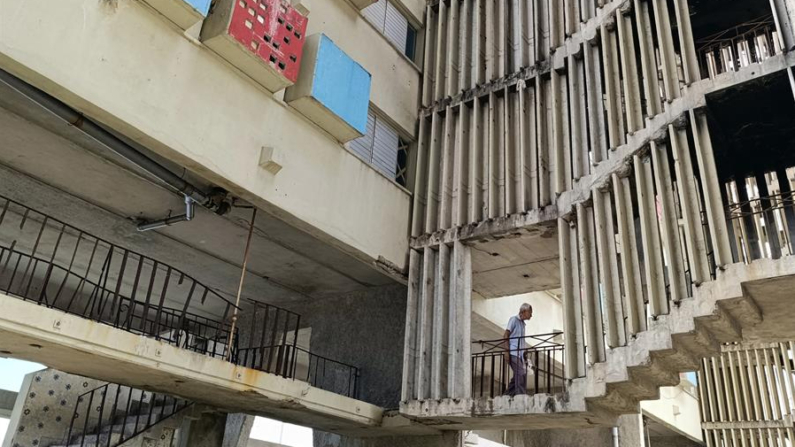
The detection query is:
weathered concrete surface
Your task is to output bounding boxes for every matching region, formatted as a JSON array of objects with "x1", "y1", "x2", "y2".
[
  {"x1": 314, "y1": 430, "x2": 462, "y2": 447},
  {"x1": 0, "y1": 0, "x2": 412, "y2": 275},
  {"x1": 0, "y1": 293, "x2": 391, "y2": 436},
  {"x1": 504, "y1": 426, "x2": 614, "y2": 447},
  {"x1": 300, "y1": 285, "x2": 407, "y2": 409},
  {"x1": 398, "y1": 393, "x2": 608, "y2": 430}
]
